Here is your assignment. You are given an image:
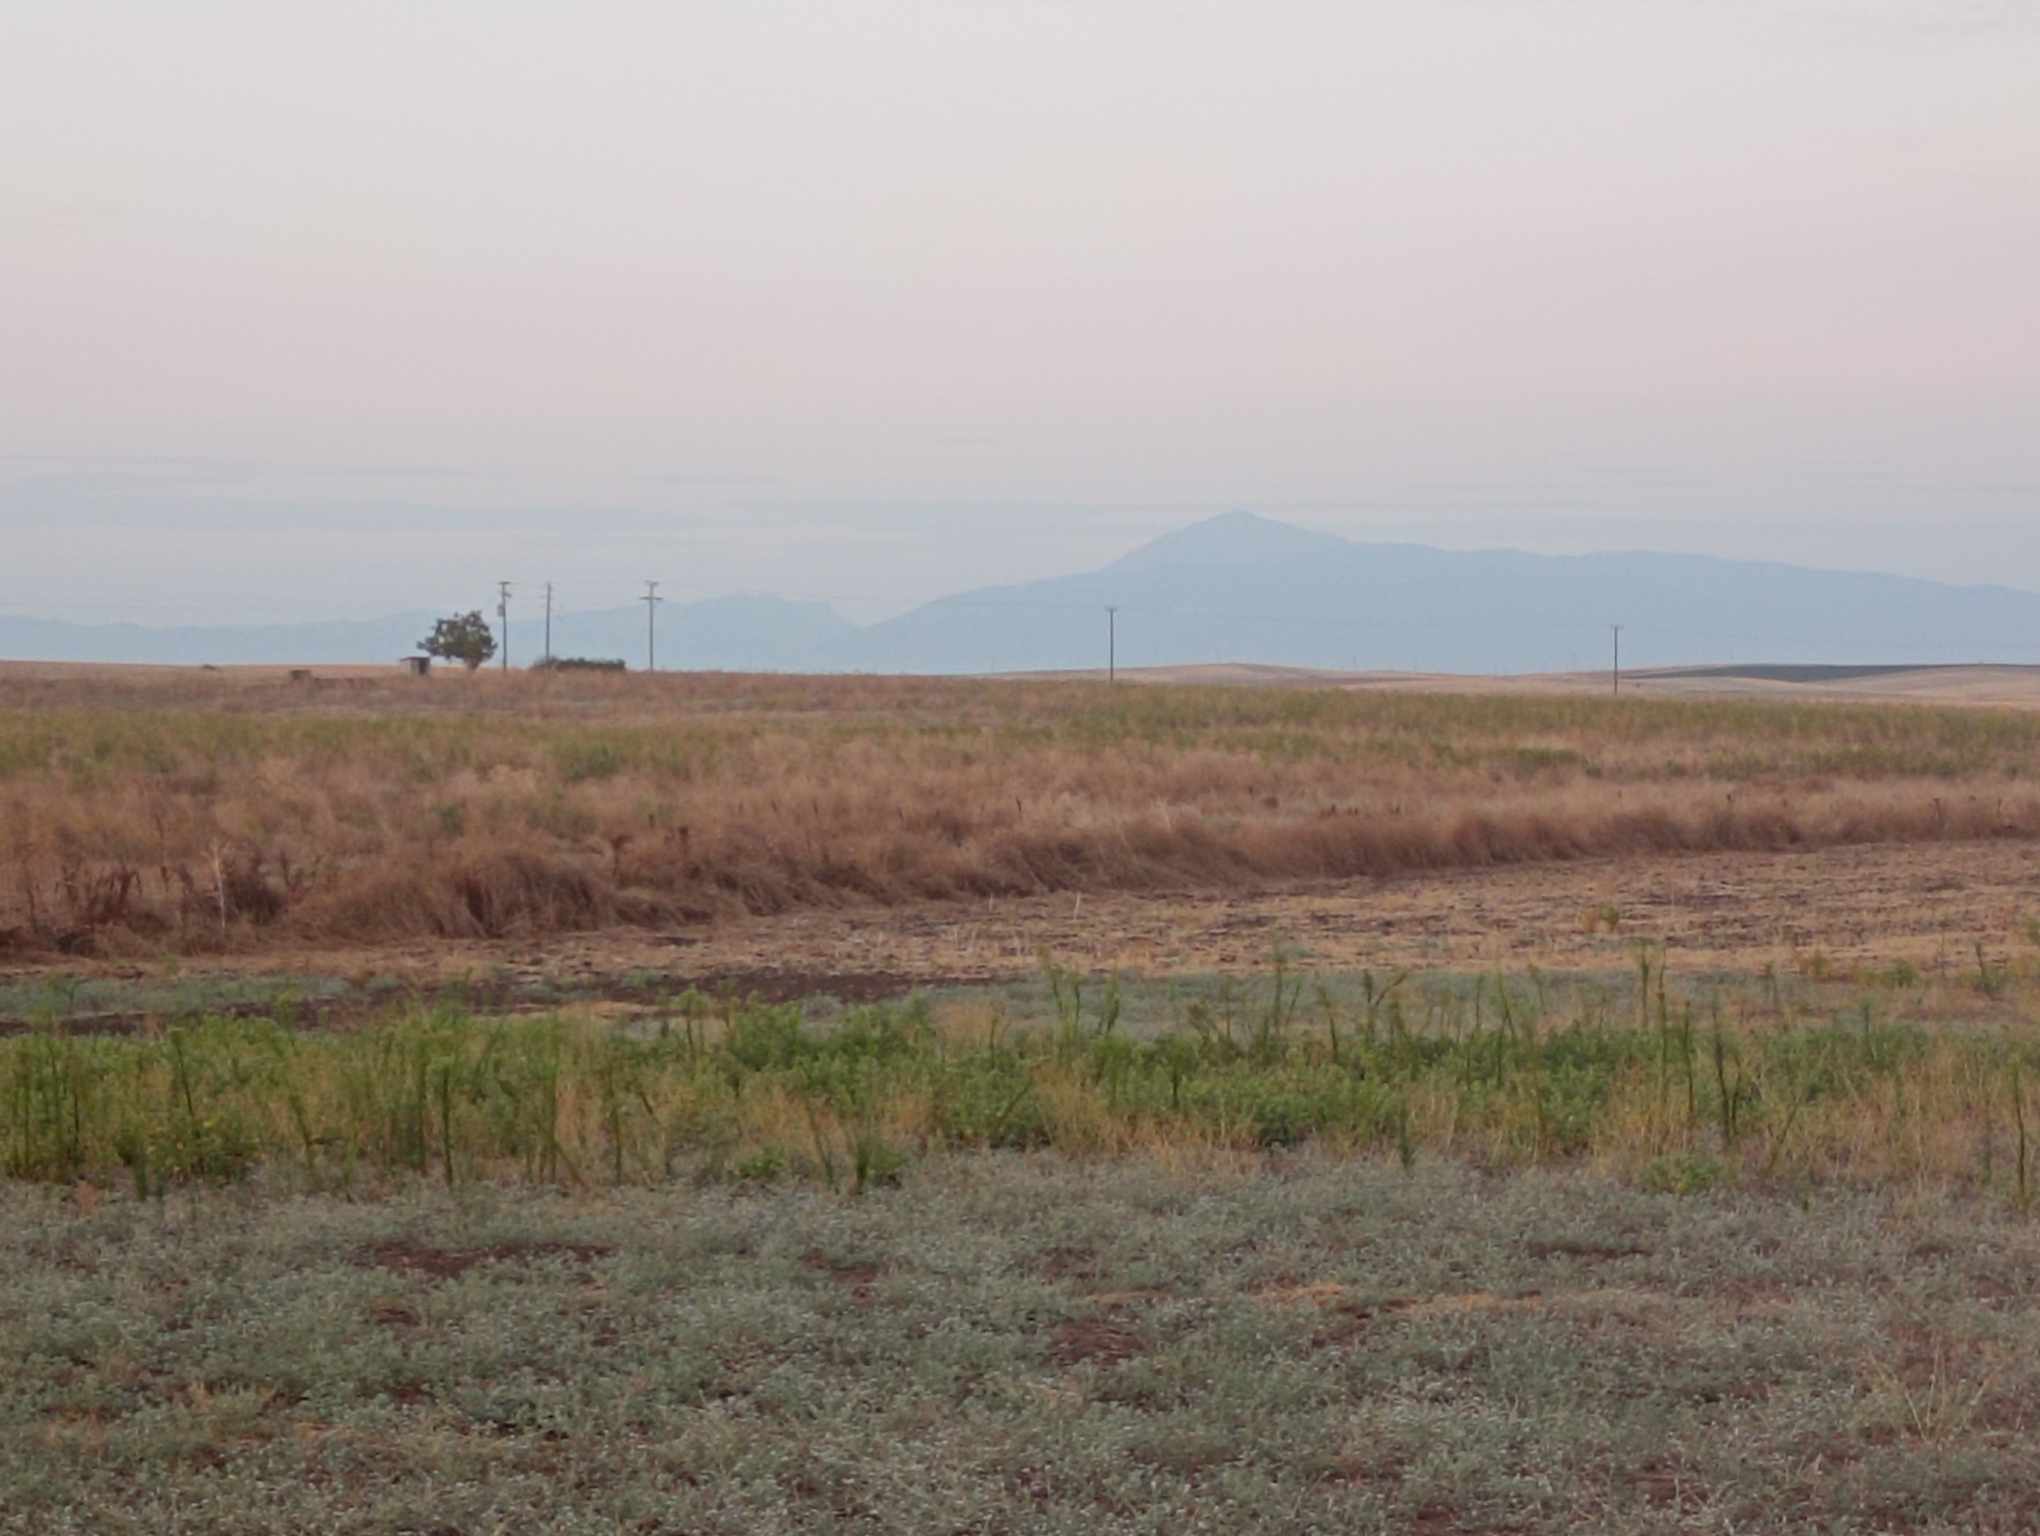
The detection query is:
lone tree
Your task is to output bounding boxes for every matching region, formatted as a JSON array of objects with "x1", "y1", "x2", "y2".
[{"x1": 419, "y1": 610, "x2": 498, "y2": 671}]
